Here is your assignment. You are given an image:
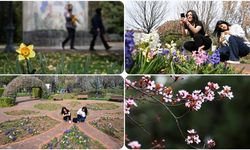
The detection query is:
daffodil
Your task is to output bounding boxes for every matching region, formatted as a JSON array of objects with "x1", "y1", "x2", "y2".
[{"x1": 16, "y1": 43, "x2": 36, "y2": 60}]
